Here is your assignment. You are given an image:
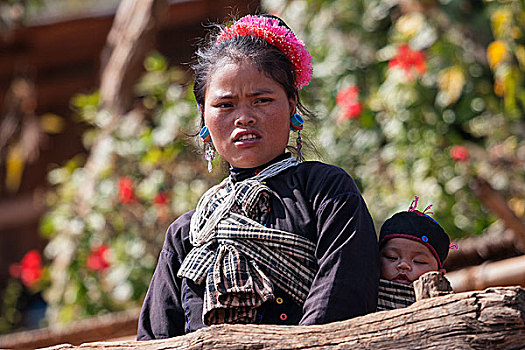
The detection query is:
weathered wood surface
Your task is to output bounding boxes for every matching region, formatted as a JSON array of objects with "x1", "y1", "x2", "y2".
[
  {"x1": 0, "y1": 308, "x2": 139, "y2": 349},
  {"x1": 447, "y1": 255, "x2": 525, "y2": 293},
  {"x1": 413, "y1": 271, "x2": 453, "y2": 300},
  {"x1": 44, "y1": 286, "x2": 525, "y2": 350},
  {"x1": 99, "y1": 0, "x2": 168, "y2": 116},
  {"x1": 472, "y1": 176, "x2": 525, "y2": 252}
]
